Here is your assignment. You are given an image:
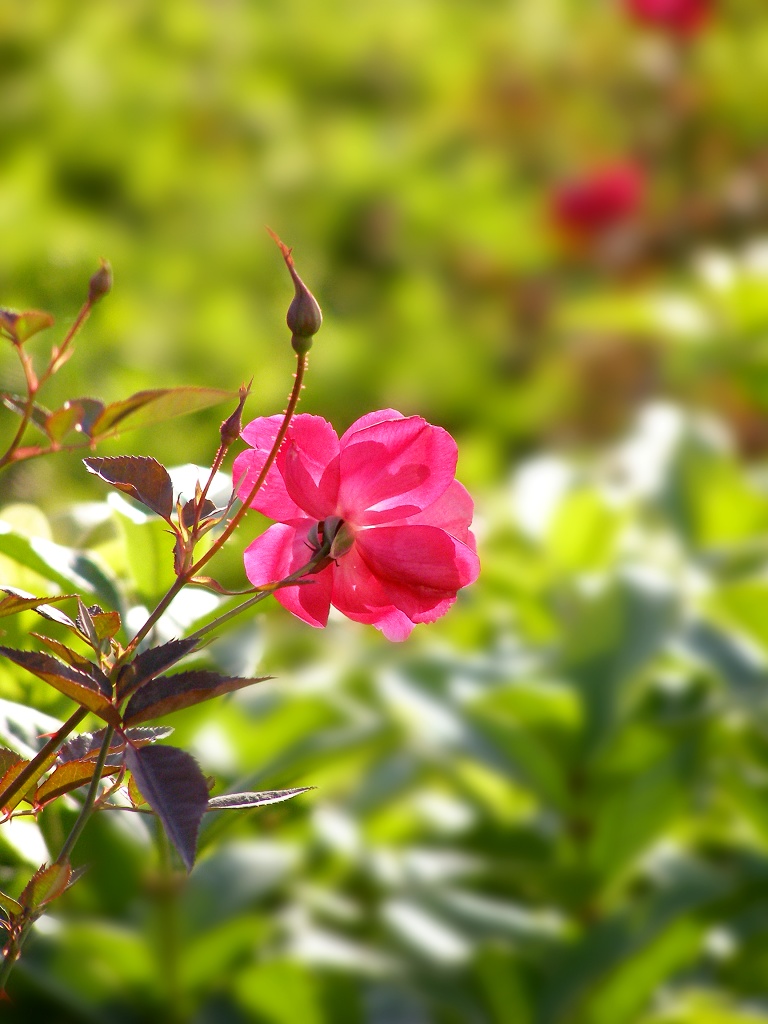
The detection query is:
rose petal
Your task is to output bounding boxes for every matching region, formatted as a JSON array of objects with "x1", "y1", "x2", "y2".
[
  {"x1": 331, "y1": 546, "x2": 415, "y2": 640},
  {"x1": 237, "y1": 414, "x2": 339, "y2": 520},
  {"x1": 243, "y1": 521, "x2": 333, "y2": 628},
  {"x1": 355, "y1": 524, "x2": 480, "y2": 593},
  {"x1": 338, "y1": 417, "x2": 458, "y2": 526},
  {"x1": 405, "y1": 480, "x2": 476, "y2": 548},
  {"x1": 339, "y1": 409, "x2": 404, "y2": 440}
]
